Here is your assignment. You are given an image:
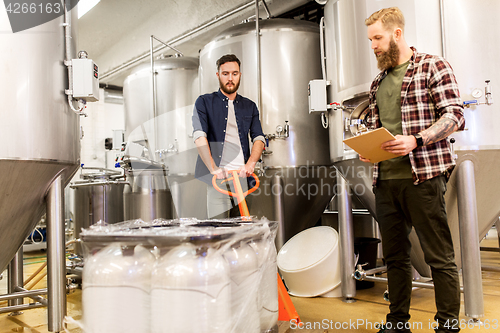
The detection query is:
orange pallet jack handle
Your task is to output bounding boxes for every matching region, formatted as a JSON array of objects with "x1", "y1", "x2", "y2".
[
  {"x1": 278, "y1": 273, "x2": 300, "y2": 323},
  {"x1": 212, "y1": 170, "x2": 301, "y2": 324},
  {"x1": 212, "y1": 170, "x2": 260, "y2": 219}
]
